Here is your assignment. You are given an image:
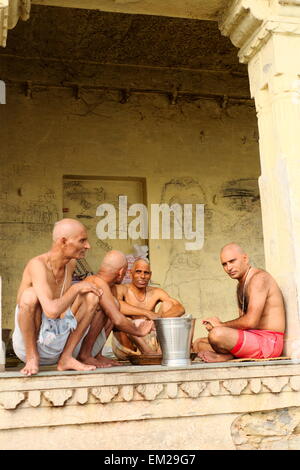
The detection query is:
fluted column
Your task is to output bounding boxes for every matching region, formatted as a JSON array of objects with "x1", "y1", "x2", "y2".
[
  {"x1": 0, "y1": 278, "x2": 4, "y2": 371},
  {"x1": 0, "y1": 0, "x2": 31, "y2": 47},
  {"x1": 220, "y1": 0, "x2": 300, "y2": 355}
]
